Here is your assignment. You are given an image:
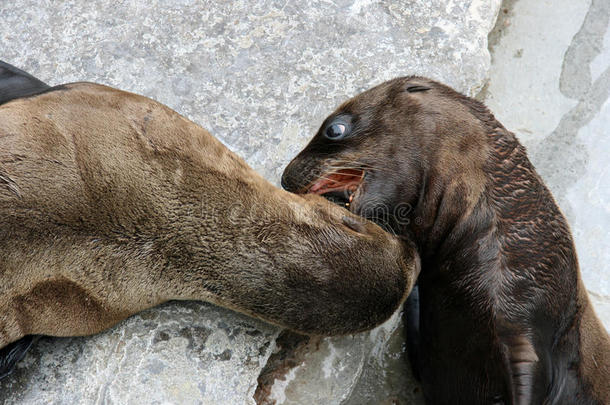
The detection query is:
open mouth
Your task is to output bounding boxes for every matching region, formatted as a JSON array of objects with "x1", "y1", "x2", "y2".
[{"x1": 306, "y1": 169, "x2": 365, "y2": 210}]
